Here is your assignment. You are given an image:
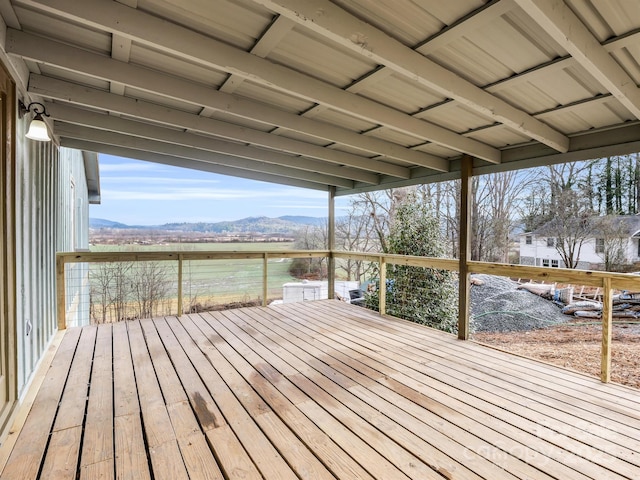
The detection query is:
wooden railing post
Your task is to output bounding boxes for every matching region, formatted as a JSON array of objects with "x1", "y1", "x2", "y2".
[
  {"x1": 458, "y1": 155, "x2": 473, "y2": 340},
  {"x1": 177, "y1": 254, "x2": 183, "y2": 316},
  {"x1": 379, "y1": 255, "x2": 386, "y2": 316},
  {"x1": 601, "y1": 277, "x2": 612, "y2": 382},
  {"x1": 263, "y1": 253, "x2": 268, "y2": 307},
  {"x1": 328, "y1": 186, "x2": 336, "y2": 299},
  {"x1": 56, "y1": 254, "x2": 66, "y2": 330}
]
